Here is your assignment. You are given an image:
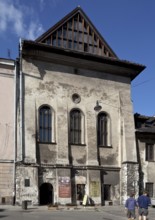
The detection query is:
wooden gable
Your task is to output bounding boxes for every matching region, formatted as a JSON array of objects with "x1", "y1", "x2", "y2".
[{"x1": 36, "y1": 7, "x2": 117, "y2": 58}]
